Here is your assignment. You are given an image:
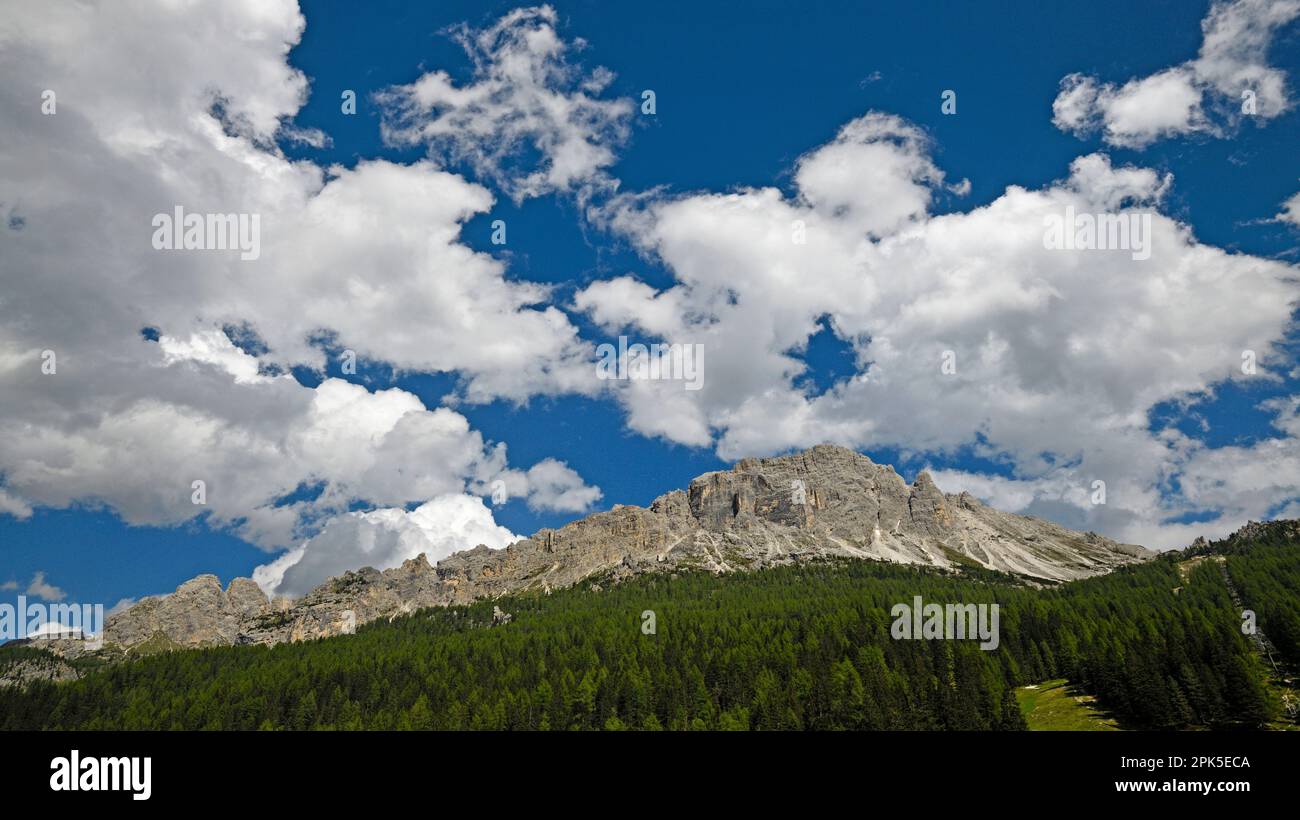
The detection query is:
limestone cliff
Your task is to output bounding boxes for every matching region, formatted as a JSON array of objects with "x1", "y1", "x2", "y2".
[{"x1": 92, "y1": 445, "x2": 1151, "y2": 651}]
